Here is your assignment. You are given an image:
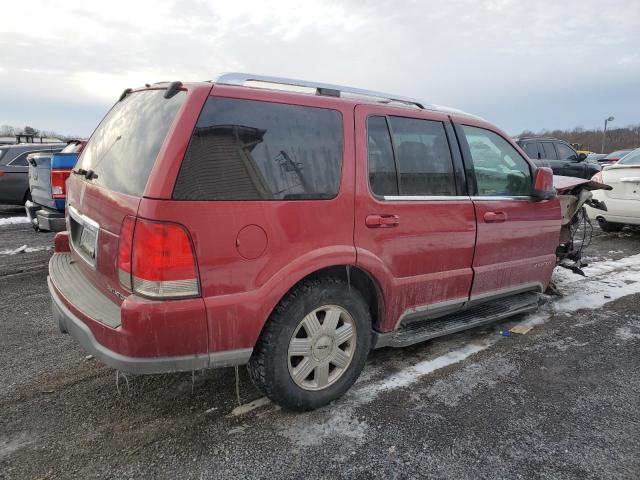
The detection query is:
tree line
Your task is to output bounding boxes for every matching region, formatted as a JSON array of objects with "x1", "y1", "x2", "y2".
[
  {"x1": 0, "y1": 124, "x2": 73, "y2": 140},
  {"x1": 516, "y1": 124, "x2": 640, "y2": 153}
]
